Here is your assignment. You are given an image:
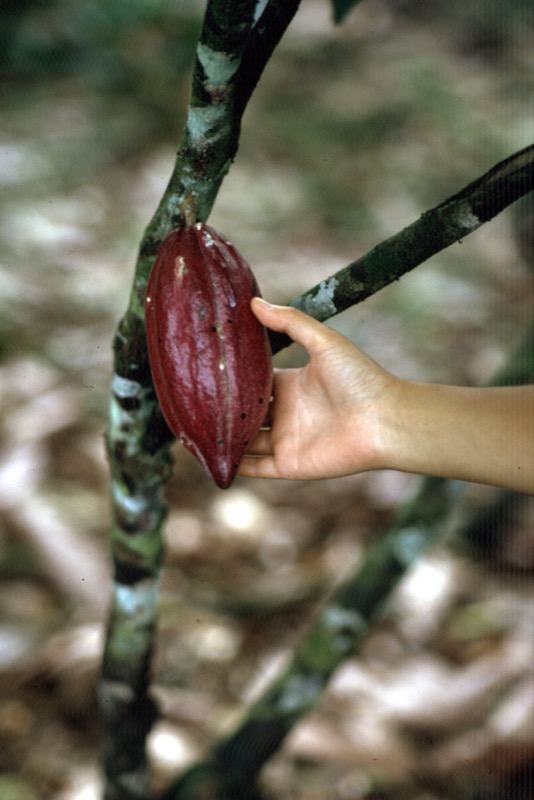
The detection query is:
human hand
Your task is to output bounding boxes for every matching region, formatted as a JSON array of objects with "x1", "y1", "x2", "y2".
[
  {"x1": 239, "y1": 299, "x2": 397, "y2": 481},
  {"x1": 239, "y1": 299, "x2": 534, "y2": 492}
]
